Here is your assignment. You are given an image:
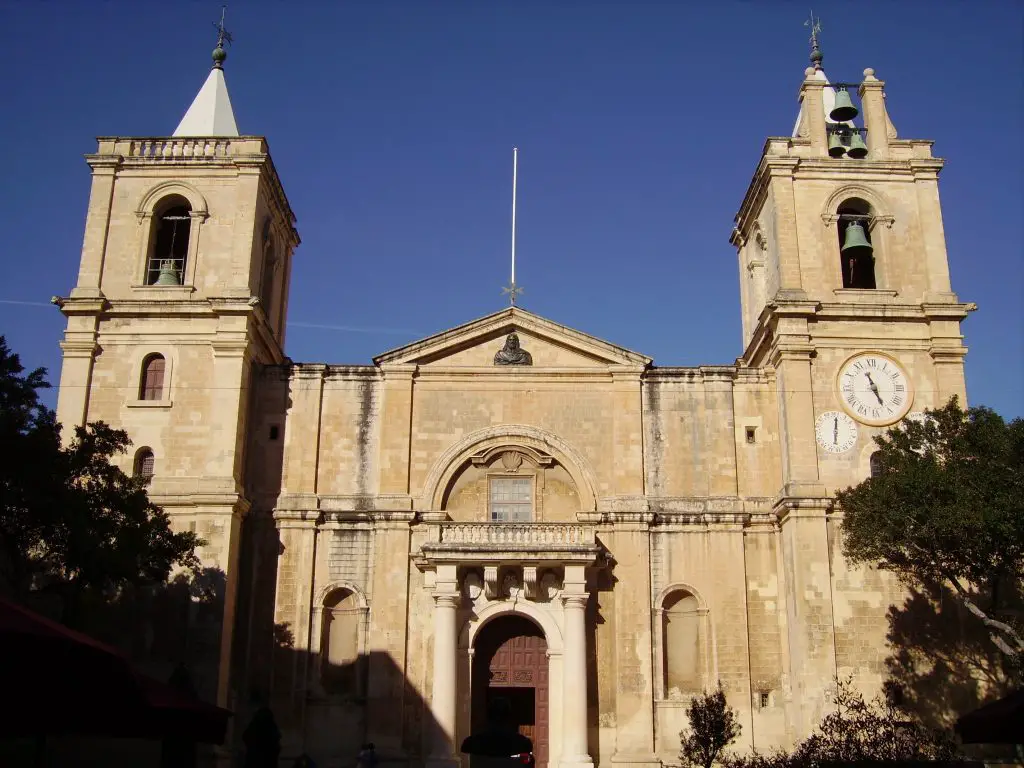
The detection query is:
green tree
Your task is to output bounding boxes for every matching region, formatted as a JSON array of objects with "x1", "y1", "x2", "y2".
[
  {"x1": 836, "y1": 397, "x2": 1024, "y2": 660},
  {"x1": 680, "y1": 682, "x2": 742, "y2": 768},
  {"x1": 721, "y1": 678, "x2": 962, "y2": 767},
  {"x1": 0, "y1": 336, "x2": 200, "y2": 625}
]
